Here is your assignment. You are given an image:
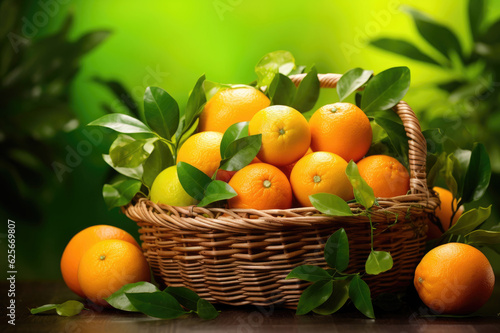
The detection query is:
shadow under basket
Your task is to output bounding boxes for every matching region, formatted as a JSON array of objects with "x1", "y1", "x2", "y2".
[{"x1": 123, "y1": 73, "x2": 440, "y2": 309}]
